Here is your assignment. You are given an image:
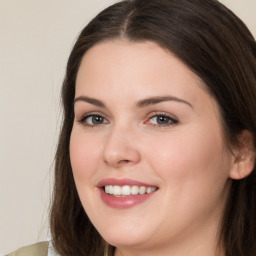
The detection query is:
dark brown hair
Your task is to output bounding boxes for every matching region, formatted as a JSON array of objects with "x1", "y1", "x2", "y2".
[{"x1": 50, "y1": 0, "x2": 256, "y2": 255}]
